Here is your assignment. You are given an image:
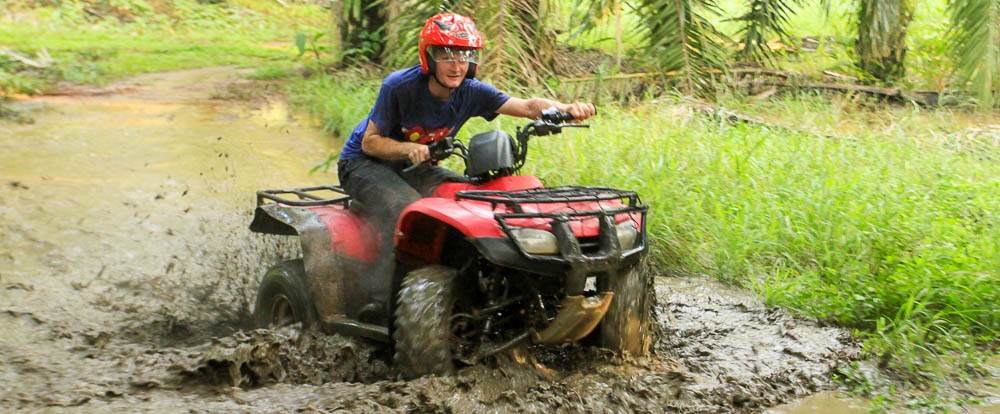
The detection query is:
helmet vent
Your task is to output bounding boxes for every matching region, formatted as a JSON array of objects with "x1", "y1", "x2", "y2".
[{"x1": 432, "y1": 20, "x2": 452, "y2": 31}]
